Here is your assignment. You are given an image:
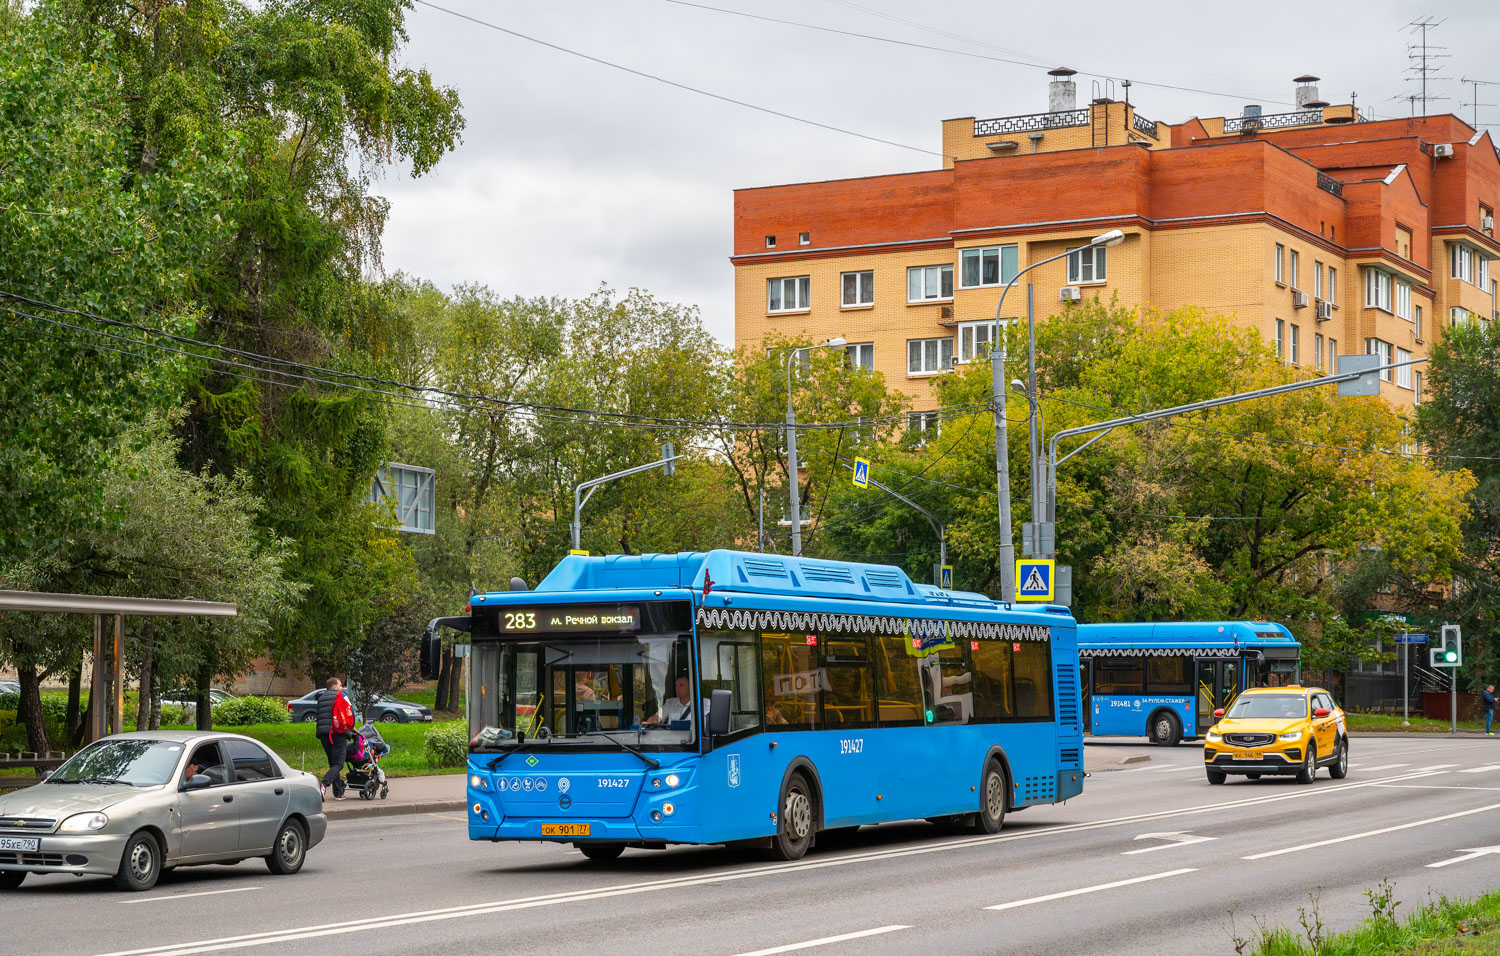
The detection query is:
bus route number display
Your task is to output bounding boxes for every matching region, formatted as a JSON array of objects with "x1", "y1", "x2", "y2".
[{"x1": 500, "y1": 605, "x2": 641, "y2": 634}]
